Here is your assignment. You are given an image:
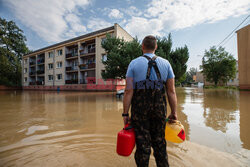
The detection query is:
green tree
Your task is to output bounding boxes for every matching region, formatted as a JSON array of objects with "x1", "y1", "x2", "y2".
[
  {"x1": 200, "y1": 46, "x2": 236, "y2": 86},
  {"x1": 101, "y1": 34, "x2": 189, "y2": 83},
  {"x1": 156, "y1": 34, "x2": 189, "y2": 84},
  {"x1": 101, "y1": 34, "x2": 142, "y2": 79},
  {"x1": 0, "y1": 17, "x2": 29, "y2": 86}
]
